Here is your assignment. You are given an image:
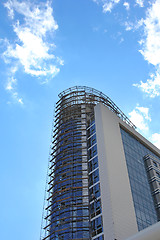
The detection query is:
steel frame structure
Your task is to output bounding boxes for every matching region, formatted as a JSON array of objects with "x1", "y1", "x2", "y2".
[{"x1": 40, "y1": 86, "x2": 136, "y2": 240}]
